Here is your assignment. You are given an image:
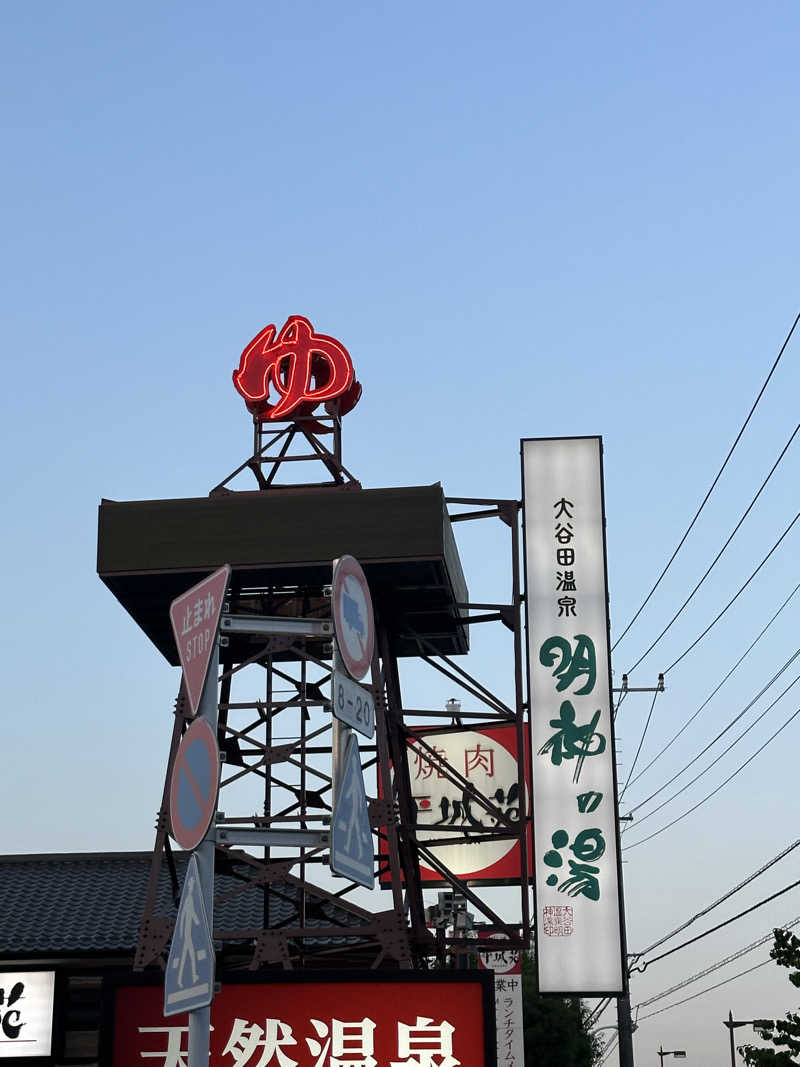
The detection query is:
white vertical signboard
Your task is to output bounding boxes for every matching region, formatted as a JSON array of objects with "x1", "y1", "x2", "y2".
[
  {"x1": 522, "y1": 436, "x2": 624, "y2": 994},
  {"x1": 477, "y1": 936, "x2": 525, "y2": 1067}
]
